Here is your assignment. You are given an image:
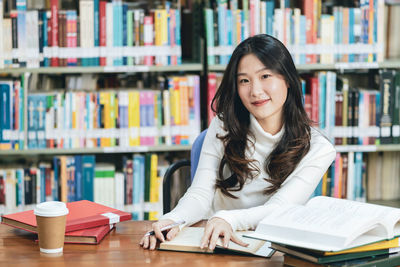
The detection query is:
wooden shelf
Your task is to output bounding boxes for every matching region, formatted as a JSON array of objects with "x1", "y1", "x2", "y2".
[
  {"x1": 368, "y1": 199, "x2": 400, "y2": 208},
  {"x1": 335, "y1": 144, "x2": 400, "y2": 152},
  {"x1": 208, "y1": 59, "x2": 400, "y2": 72},
  {"x1": 0, "y1": 63, "x2": 203, "y2": 74},
  {"x1": 2, "y1": 144, "x2": 400, "y2": 156},
  {"x1": 0, "y1": 145, "x2": 191, "y2": 155}
]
